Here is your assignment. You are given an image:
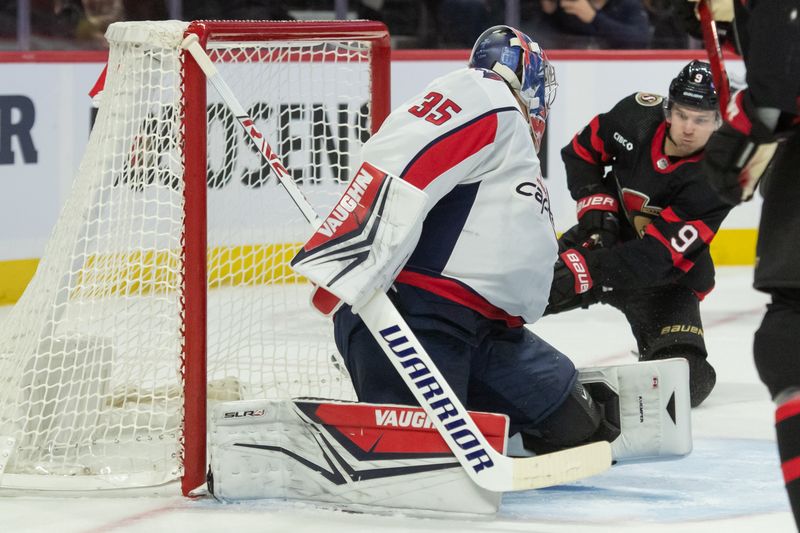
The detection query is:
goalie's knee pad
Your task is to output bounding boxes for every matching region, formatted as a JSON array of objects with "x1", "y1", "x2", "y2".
[
  {"x1": 754, "y1": 290, "x2": 800, "y2": 398},
  {"x1": 521, "y1": 381, "x2": 612, "y2": 454}
]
